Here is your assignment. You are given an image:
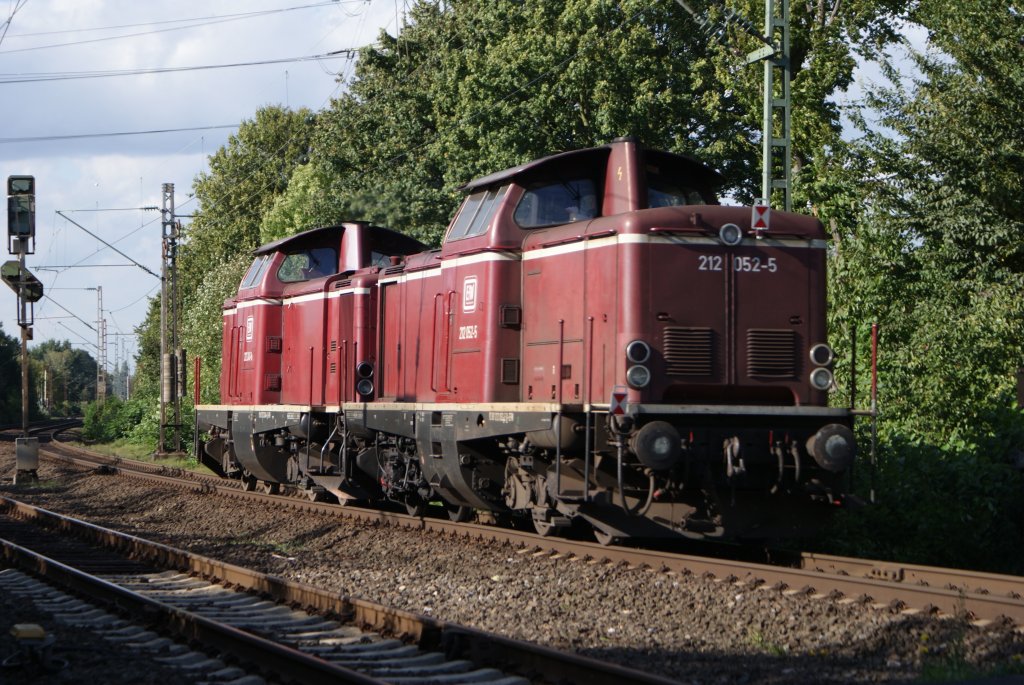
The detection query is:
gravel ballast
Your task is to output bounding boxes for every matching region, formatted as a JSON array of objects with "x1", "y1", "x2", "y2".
[{"x1": 2, "y1": 445, "x2": 1022, "y2": 684}]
